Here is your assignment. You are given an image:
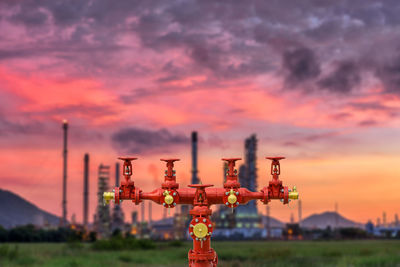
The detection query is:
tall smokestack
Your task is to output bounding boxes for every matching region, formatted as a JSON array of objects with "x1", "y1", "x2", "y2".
[
  {"x1": 335, "y1": 202, "x2": 338, "y2": 229},
  {"x1": 83, "y1": 153, "x2": 89, "y2": 228},
  {"x1": 148, "y1": 202, "x2": 152, "y2": 227},
  {"x1": 298, "y1": 200, "x2": 302, "y2": 227},
  {"x1": 62, "y1": 119, "x2": 68, "y2": 226},
  {"x1": 141, "y1": 202, "x2": 145, "y2": 223},
  {"x1": 115, "y1": 162, "x2": 120, "y2": 187},
  {"x1": 383, "y1": 211, "x2": 387, "y2": 227},
  {"x1": 266, "y1": 205, "x2": 270, "y2": 238},
  {"x1": 191, "y1": 132, "x2": 199, "y2": 184}
]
